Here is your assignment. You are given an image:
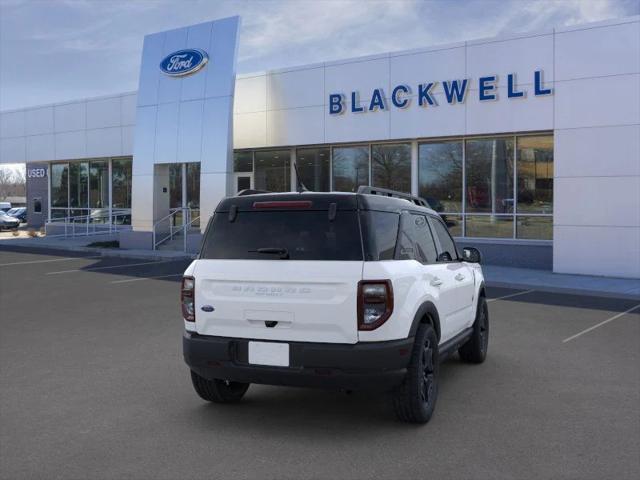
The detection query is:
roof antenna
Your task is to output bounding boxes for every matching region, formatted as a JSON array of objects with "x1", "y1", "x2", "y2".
[{"x1": 293, "y1": 162, "x2": 309, "y2": 193}]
